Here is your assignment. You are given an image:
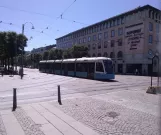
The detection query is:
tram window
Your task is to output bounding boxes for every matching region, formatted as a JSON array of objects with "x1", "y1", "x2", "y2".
[
  {"x1": 58, "y1": 63, "x2": 61, "y2": 69},
  {"x1": 55, "y1": 63, "x2": 58, "y2": 70},
  {"x1": 55, "y1": 63, "x2": 61, "y2": 70},
  {"x1": 96, "y1": 62, "x2": 104, "y2": 72},
  {"x1": 62, "y1": 63, "x2": 64, "y2": 70},
  {"x1": 68, "y1": 63, "x2": 75, "y2": 71},
  {"x1": 62, "y1": 63, "x2": 68, "y2": 71},
  {"x1": 76, "y1": 63, "x2": 87, "y2": 72}
]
